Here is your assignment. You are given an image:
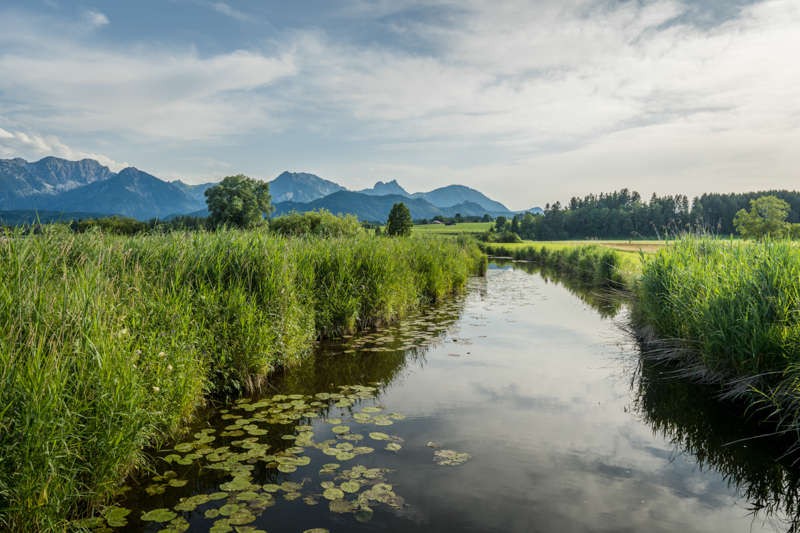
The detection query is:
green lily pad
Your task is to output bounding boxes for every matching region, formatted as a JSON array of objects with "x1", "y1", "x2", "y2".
[
  {"x1": 210, "y1": 523, "x2": 232, "y2": 533},
  {"x1": 303, "y1": 529, "x2": 330, "y2": 533},
  {"x1": 168, "y1": 479, "x2": 187, "y2": 487},
  {"x1": 205, "y1": 509, "x2": 220, "y2": 519},
  {"x1": 247, "y1": 429, "x2": 267, "y2": 436},
  {"x1": 285, "y1": 446, "x2": 305, "y2": 454},
  {"x1": 163, "y1": 454, "x2": 181, "y2": 463},
  {"x1": 323, "y1": 488, "x2": 344, "y2": 500},
  {"x1": 355, "y1": 506, "x2": 374, "y2": 523},
  {"x1": 302, "y1": 412, "x2": 319, "y2": 417},
  {"x1": 220, "y1": 478, "x2": 251, "y2": 491},
  {"x1": 341, "y1": 481, "x2": 360, "y2": 493},
  {"x1": 321, "y1": 481, "x2": 335, "y2": 489},
  {"x1": 209, "y1": 492, "x2": 229, "y2": 500},
  {"x1": 329, "y1": 498, "x2": 357, "y2": 514},
  {"x1": 335, "y1": 443, "x2": 354, "y2": 451},
  {"x1": 361, "y1": 407, "x2": 381, "y2": 413},
  {"x1": 277, "y1": 464, "x2": 297, "y2": 473},
  {"x1": 325, "y1": 418, "x2": 342, "y2": 424},
  {"x1": 141, "y1": 508, "x2": 176, "y2": 522},
  {"x1": 104, "y1": 506, "x2": 131, "y2": 527},
  {"x1": 322, "y1": 448, "x2": 339, "y2": 456},
  {"x1": 369, "y1": 432, "x2": 389, "y2": 440},
  {"x1": 285, "y1": 492, "x2": 303, "y2": 501},
  {"x1": 163, "y1": 516, "x2": 191, "y2": 533},
  {"x1": 353, "y1": 447, "x2": 374, "y2": 455},
  {"x1": 373, "y1": 419, "x2": 393, "y2": 426},
  {"x1": 386, "y1": 443, "x2": 401, "y2": 452},
  {"x1": 281, "y1": 481, "x2": 303, "y2": 492},
  {"x1": 434, "y1": 449, "x2": 472, "y2": 466},
  {"x1": 236, "y1": 491, "x2": 260, "y2": 501},
  {"x1": 174, "y1": 443, "x2": 194, "y2": 453},
  {"x1": 331, "y1": 425, "x2": 350, "y2": 434},
  {"x1": 388, "y1": 413, "x2": 405, "y2": 420},
  {"x1": 219, "y1": 503, "x2": 241, "y2": 516},
  {"x1": 342, "y1": 434, "x2": 364, "y2": 441},
  {"x1": 322, "y1": 463, "x2": 340, "y2": 470},
  {"x1": 262, "y1": 484, "x2": 280, "y2": 492},
  {"x1": 336, "y1": 452, "x2": 355, "y2": 461}
]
